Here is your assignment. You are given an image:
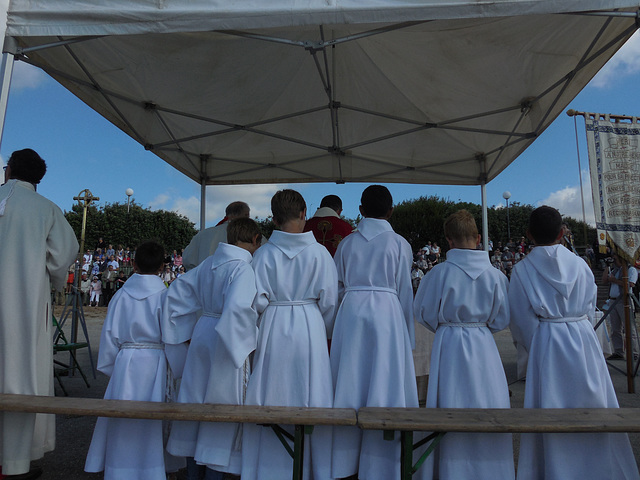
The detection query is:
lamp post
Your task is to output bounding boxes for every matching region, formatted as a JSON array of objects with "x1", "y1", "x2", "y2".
[
  {"x1": 502, "y1": 191, "x2": 511, "y2": 242},
  {"x1": 126, "y1": 188, "x2": 134, "y2": 213}
]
